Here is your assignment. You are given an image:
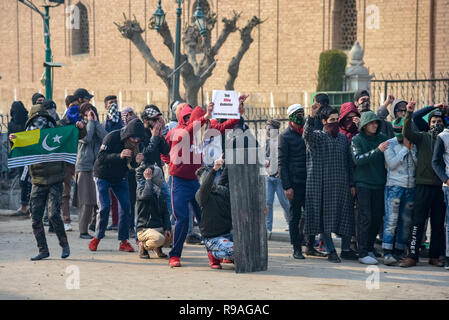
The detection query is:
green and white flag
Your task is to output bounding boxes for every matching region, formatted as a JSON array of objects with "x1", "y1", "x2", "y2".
[{"x1": 8, "y1": 125, "x2": 78, "y2": 168}]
